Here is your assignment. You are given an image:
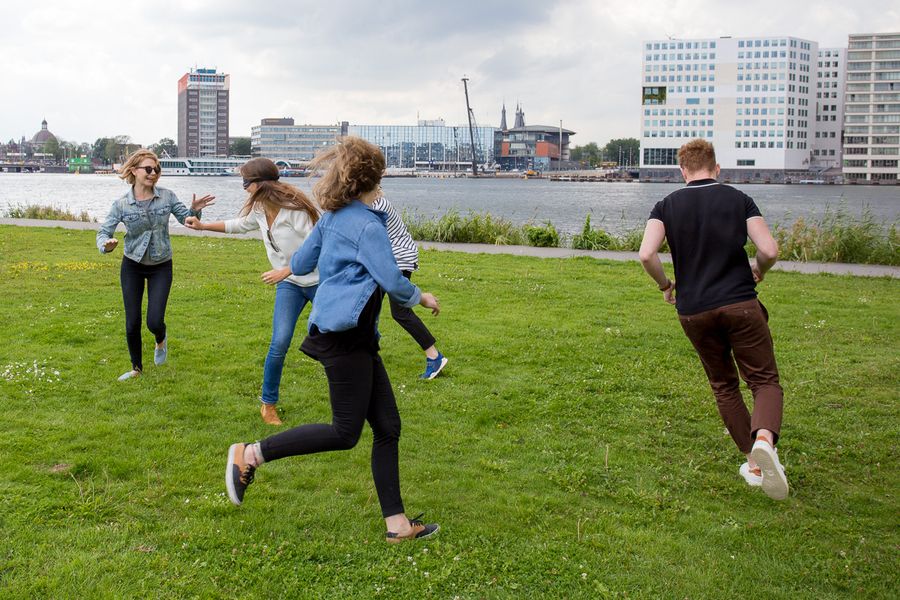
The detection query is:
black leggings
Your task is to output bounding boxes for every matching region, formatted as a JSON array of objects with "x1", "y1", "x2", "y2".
[
  {"x1": 259, "y1": 351, "x2": 404, "y2": 517},
  {"x1": 120, "y1": 257, "x2": 172, "y2": 372},
  {"x1": 388, "y1": 271, "x2": 436, "y2": 350}
]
